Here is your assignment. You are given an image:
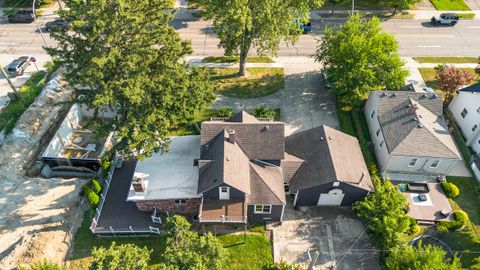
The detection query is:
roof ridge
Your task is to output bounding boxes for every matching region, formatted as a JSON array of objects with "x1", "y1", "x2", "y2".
[
  {"x1": 250, "y1": 161, "x2": 285, "y2": 204},
  {"x1": 321, "y1": 127, "x2": 340, "y2": 181}
]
